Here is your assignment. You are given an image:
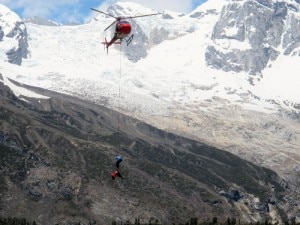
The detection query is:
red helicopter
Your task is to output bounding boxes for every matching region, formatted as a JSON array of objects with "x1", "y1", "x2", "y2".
[{"x1": 91, "y1": 8, "x2": 161, "y2": 52}]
